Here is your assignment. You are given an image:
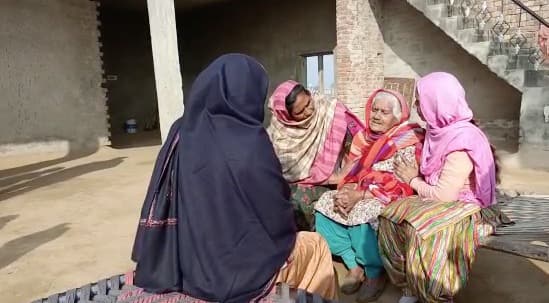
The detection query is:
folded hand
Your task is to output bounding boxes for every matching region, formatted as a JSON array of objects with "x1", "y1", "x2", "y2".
[{"x1": 334, "y1": 186, "x2": 364, "y2": 216}]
